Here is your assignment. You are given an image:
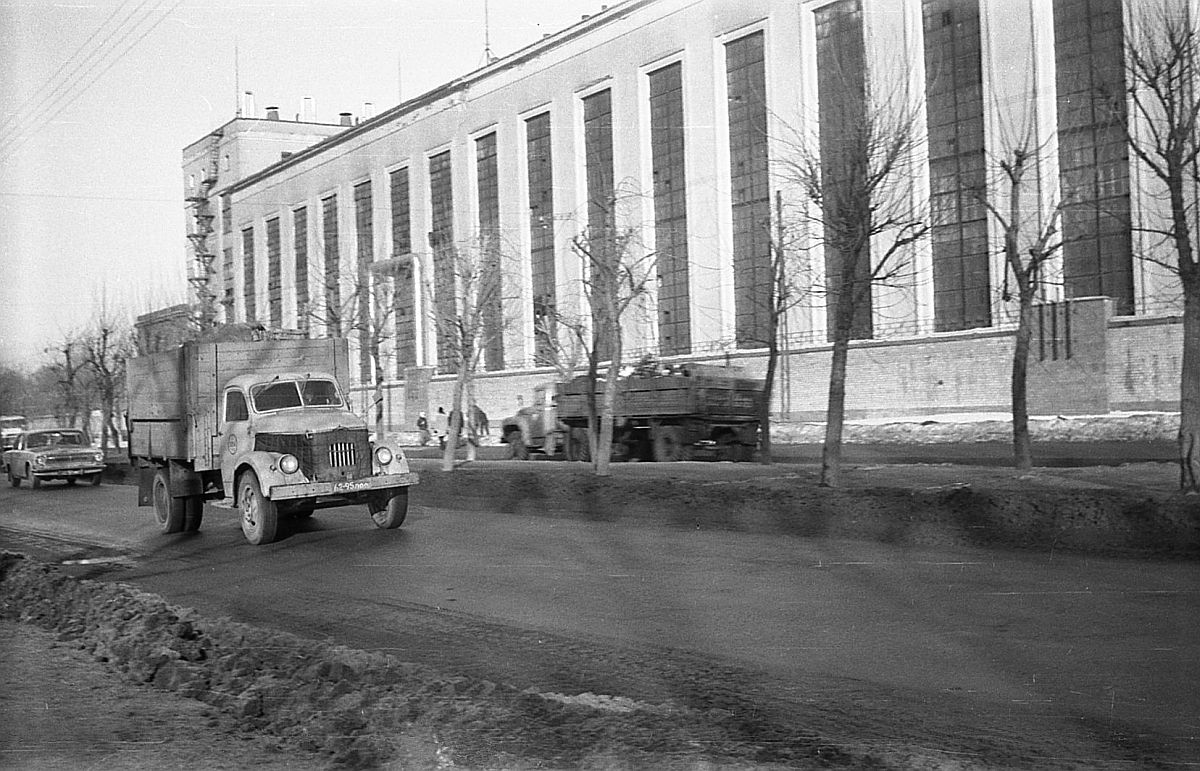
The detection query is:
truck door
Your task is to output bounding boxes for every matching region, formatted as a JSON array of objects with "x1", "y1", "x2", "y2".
[{"x1": 217, "y1": 388, "x2": 251, "y2": 494}]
